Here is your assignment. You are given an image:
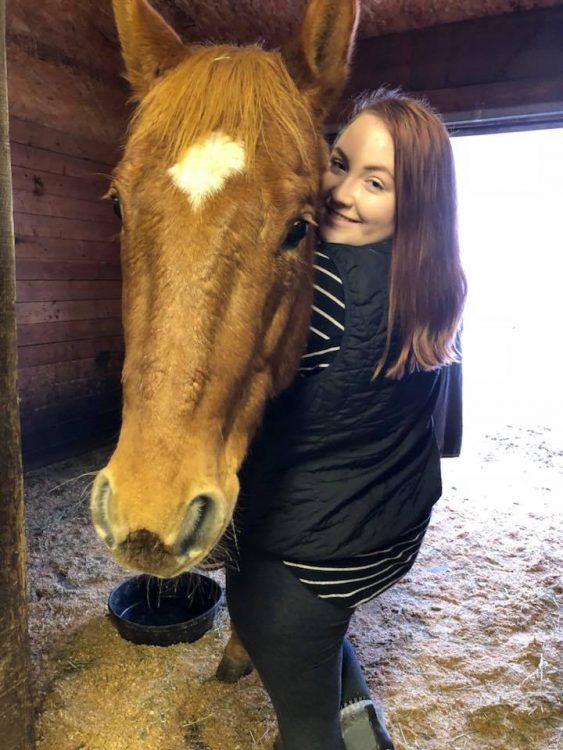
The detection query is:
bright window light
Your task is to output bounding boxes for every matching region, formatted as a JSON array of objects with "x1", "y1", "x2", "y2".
[{"x1": 451, "y1": 128, "x2": 563, "y2": 434}]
